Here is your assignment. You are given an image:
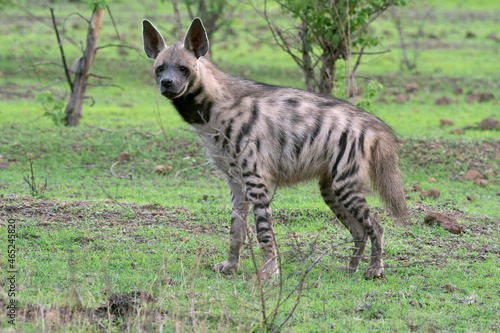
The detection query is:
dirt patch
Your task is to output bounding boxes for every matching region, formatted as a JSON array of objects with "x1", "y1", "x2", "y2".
[
  {"x1": 402, "y1": 139, "x2": 500, "y2": 180},
  {"x1": 0, "y1": 195, "x2": 198, "y2": 230},
  {"x1": 419, "y1": 189, "x2": 440, "y2": 200},
  {"x1": 0, "y1": 85, "x2": 35, "y2": 101}
]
